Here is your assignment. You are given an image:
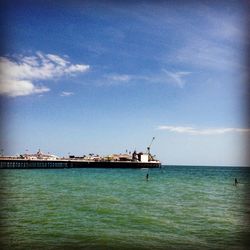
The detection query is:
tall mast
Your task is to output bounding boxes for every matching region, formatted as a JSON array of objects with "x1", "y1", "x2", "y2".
[{"x1": 147, "y1": 137, "x2": 155, "y2": 155}]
